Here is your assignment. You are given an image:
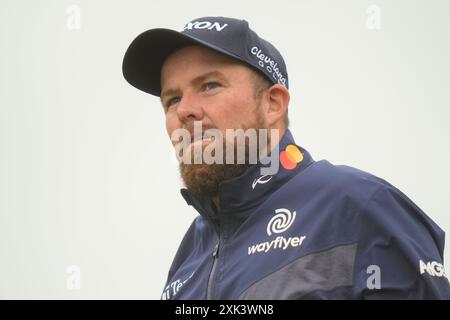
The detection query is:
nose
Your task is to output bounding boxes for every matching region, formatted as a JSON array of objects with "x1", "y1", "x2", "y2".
[{"x1": 176, "y1": 92, "x2": 204, "y2": 122}]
